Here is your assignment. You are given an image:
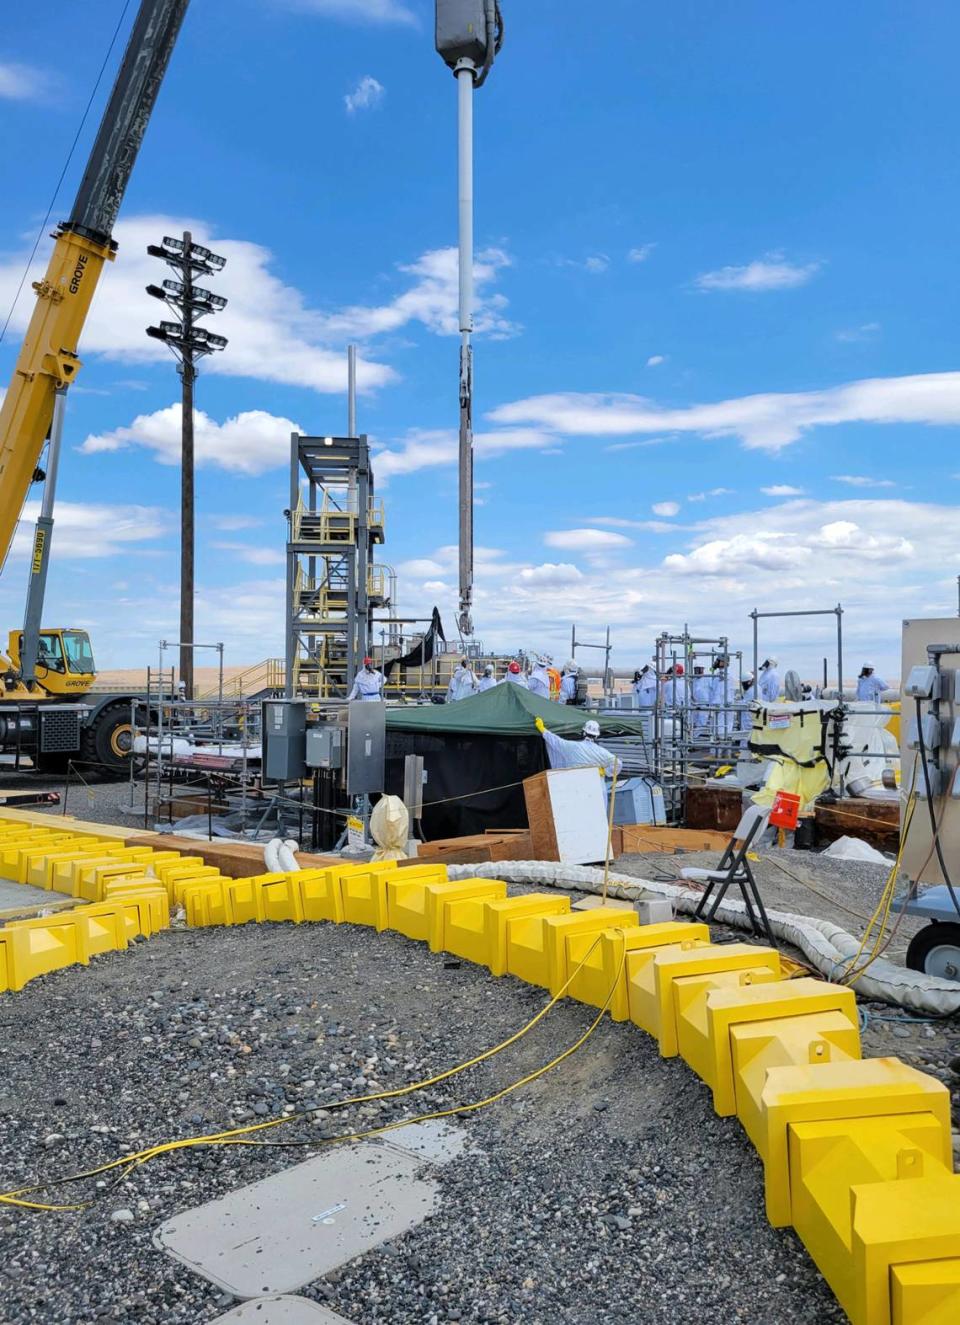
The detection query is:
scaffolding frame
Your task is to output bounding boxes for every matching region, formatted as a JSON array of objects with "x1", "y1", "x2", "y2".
[{"x1": 285, "y1": 433, "x2": 386, "y2": 700}]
